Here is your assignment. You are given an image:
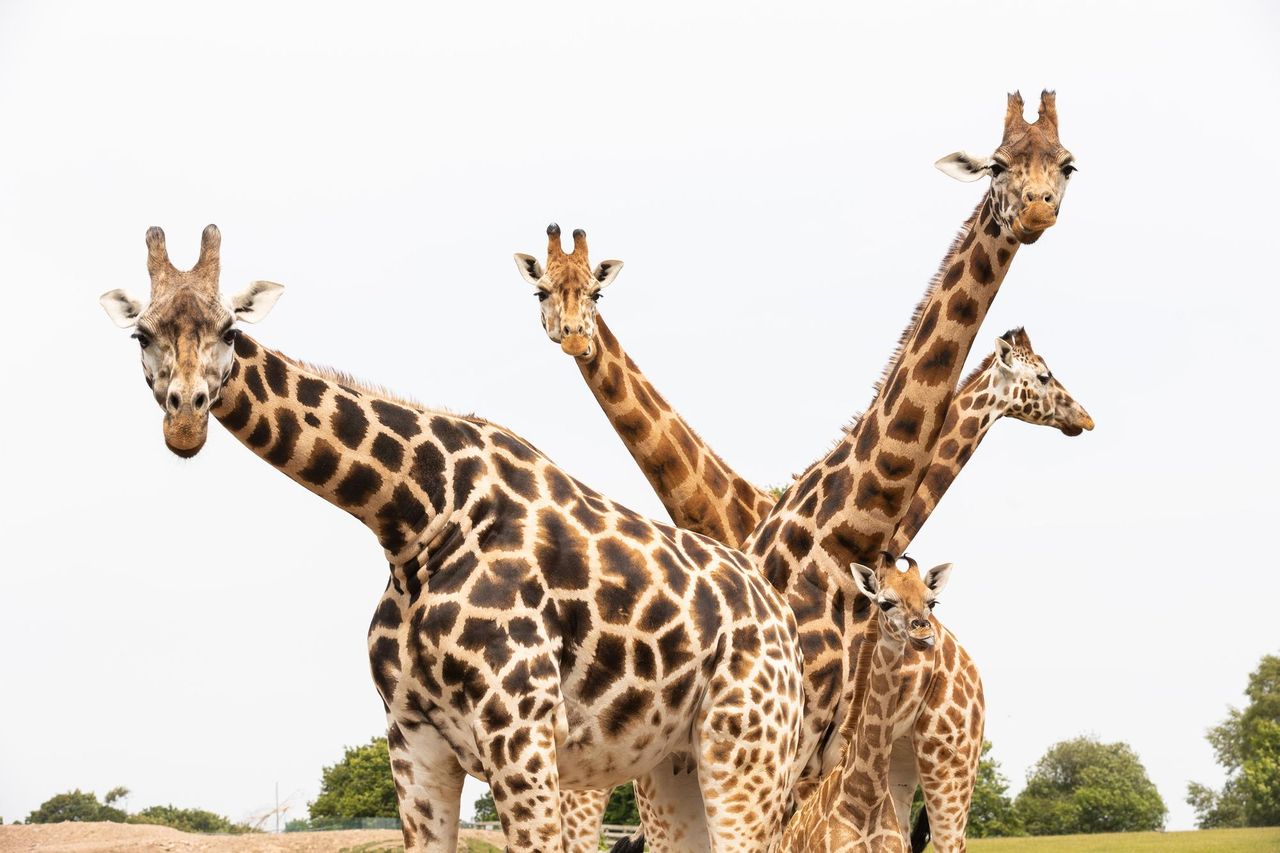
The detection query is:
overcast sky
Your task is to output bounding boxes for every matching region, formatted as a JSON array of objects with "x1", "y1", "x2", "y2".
[{"x1": 2, "y1": 0, "x2": 1277, "y2": 834}]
